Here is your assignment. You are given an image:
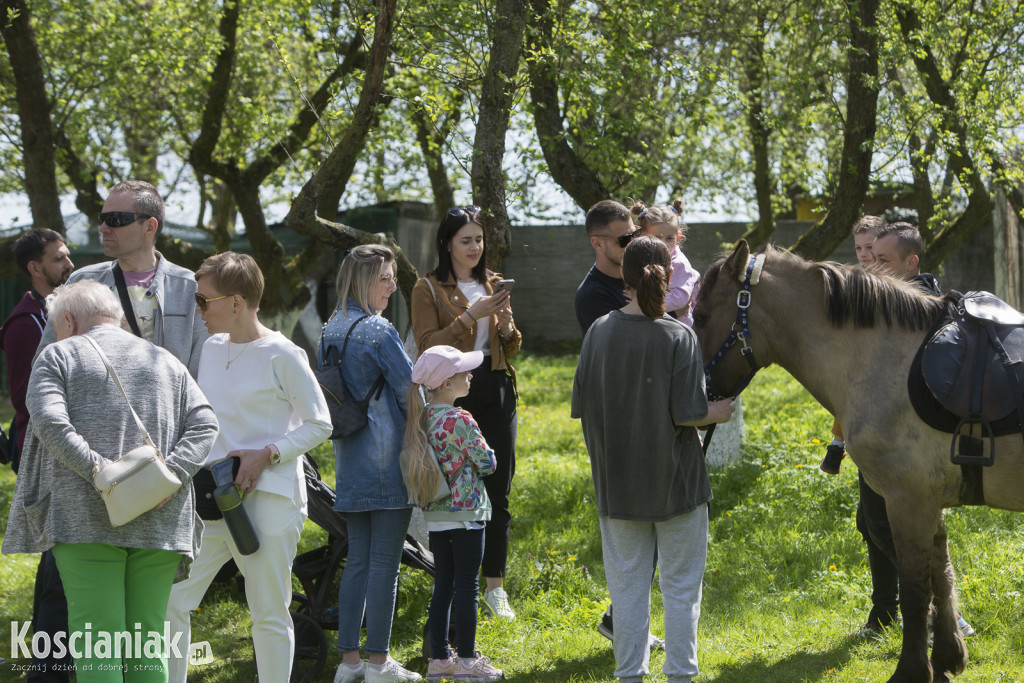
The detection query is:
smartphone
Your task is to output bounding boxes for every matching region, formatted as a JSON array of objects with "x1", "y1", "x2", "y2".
[{"x1": 495, "y1": 279, "x2": 515, "y2": 294}]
